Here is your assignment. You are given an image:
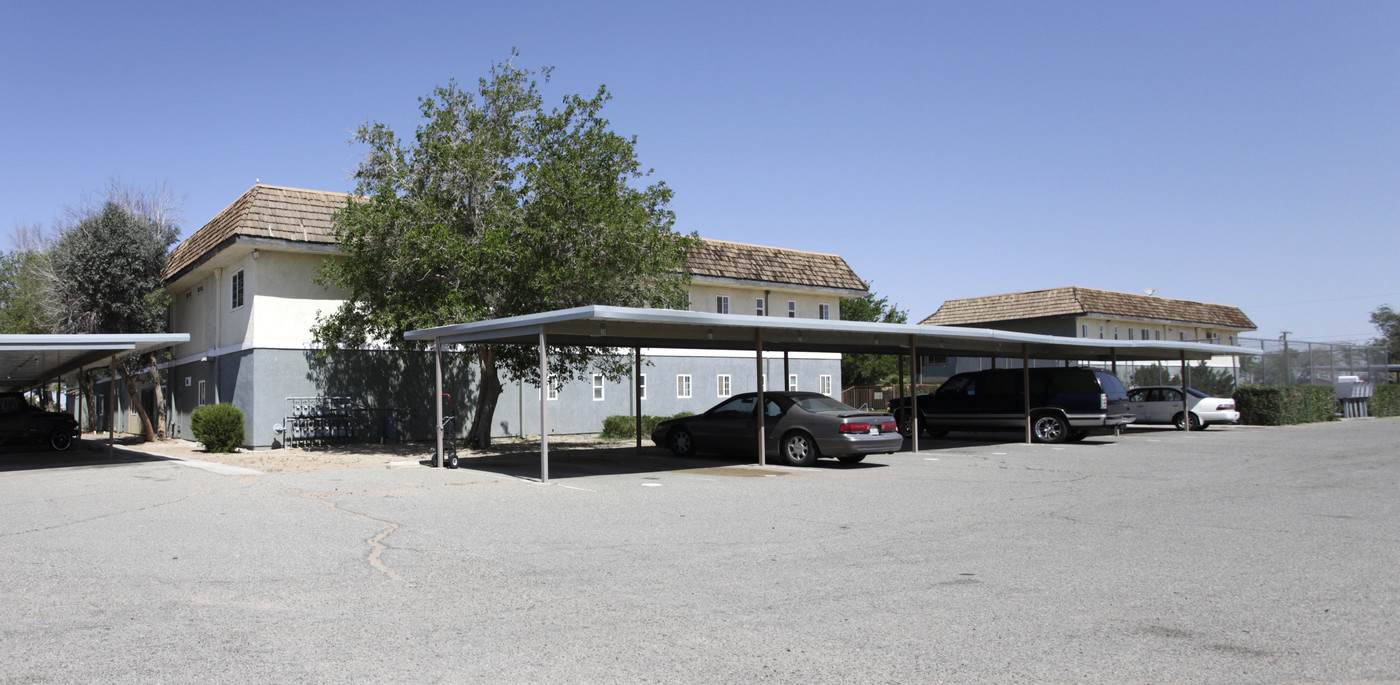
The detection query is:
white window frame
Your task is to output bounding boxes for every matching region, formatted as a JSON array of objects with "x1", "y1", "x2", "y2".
[
  {"x1": 717, "y1": 374, "x2": 731, "y2": 398},
  {"x1": 755, "y1": 297, "x2": 765, "y2": 317},
  {"x1": 1081, "y1": 324, "x2": 1088, "y2": 337},
  {"x1": 1113, "y1": 326, "x2": 1119, "y2": 340},
  {"x1": 198, "y1": 380, "x2": 207, "y2": 406},
  {"x1": 676, "y1": 374, "x2": 692, "y2": 399},
  {"x1": 788, "y1": 300, "x2": 796, "y2": 318},
  {"x1": 547, "y1": 374, "x2": 560, "y2": 401},
  {"x1": 819, "y1": 374, "x2": 832, "y2": 396},
  {"x1": 1141, "y1": 328, "x2": 1149, "y2": 341},
  {"x1": 716, "y1": 295, "x2": 729, "y2": 314},
  {"x1": 638, "y1": 373, "x2": 647, "y2": 400},
  {"x1": 818, "y1": 303, "x2": 830, "y2": 320},
  {"x1": 788, "y1": 374, "x2": 798, "y2": 391},
  {"x1": 1099, "y1": 324, "x2": 1105, "y2": 339},
  {"x1": 592, "y1": 374, "x2": 605, "y2": 401},
  {"x1": 230, "y1": 269, "x2": 245, "y2": 311}
]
